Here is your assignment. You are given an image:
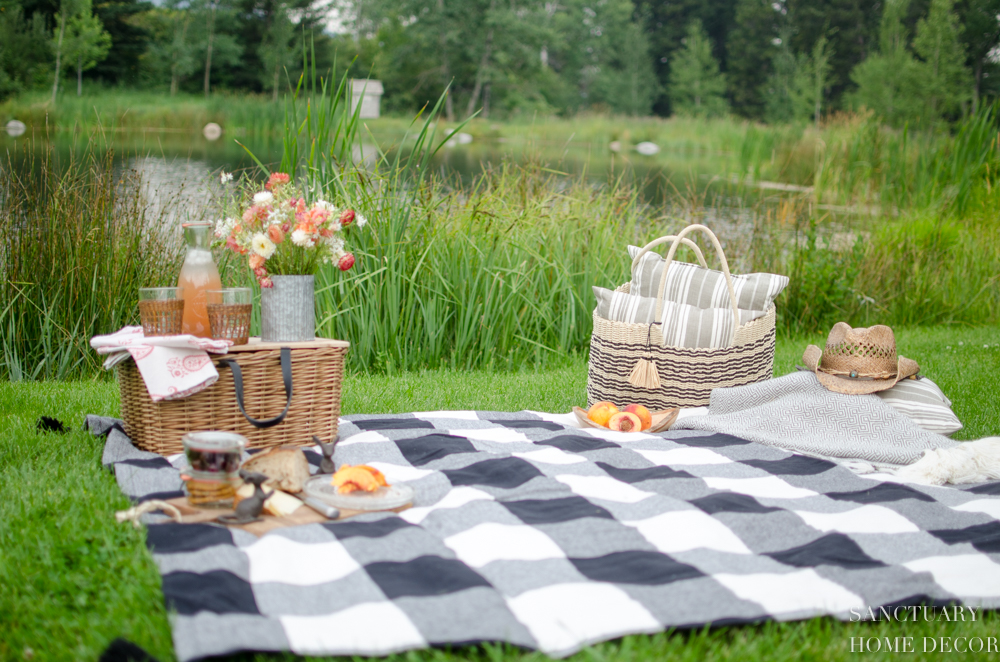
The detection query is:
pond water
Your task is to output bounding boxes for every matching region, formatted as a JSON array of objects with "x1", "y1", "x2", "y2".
[{"x1": 1, "y1": 127, "x2": 854, "y2": 258}]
